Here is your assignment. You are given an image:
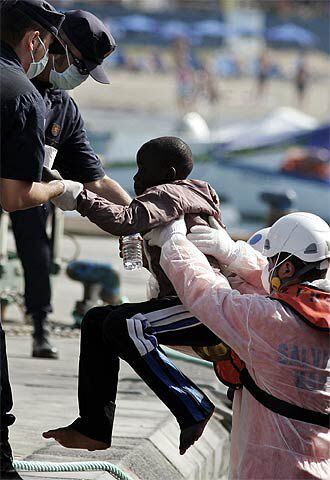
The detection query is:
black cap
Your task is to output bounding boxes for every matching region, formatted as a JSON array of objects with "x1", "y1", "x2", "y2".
[
  {"x1": 62, "y1": 10, "x2": 116, "y2": 84},
  {"x1": 1, "y1": 0, "x2": 65, "y2": 53}
]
